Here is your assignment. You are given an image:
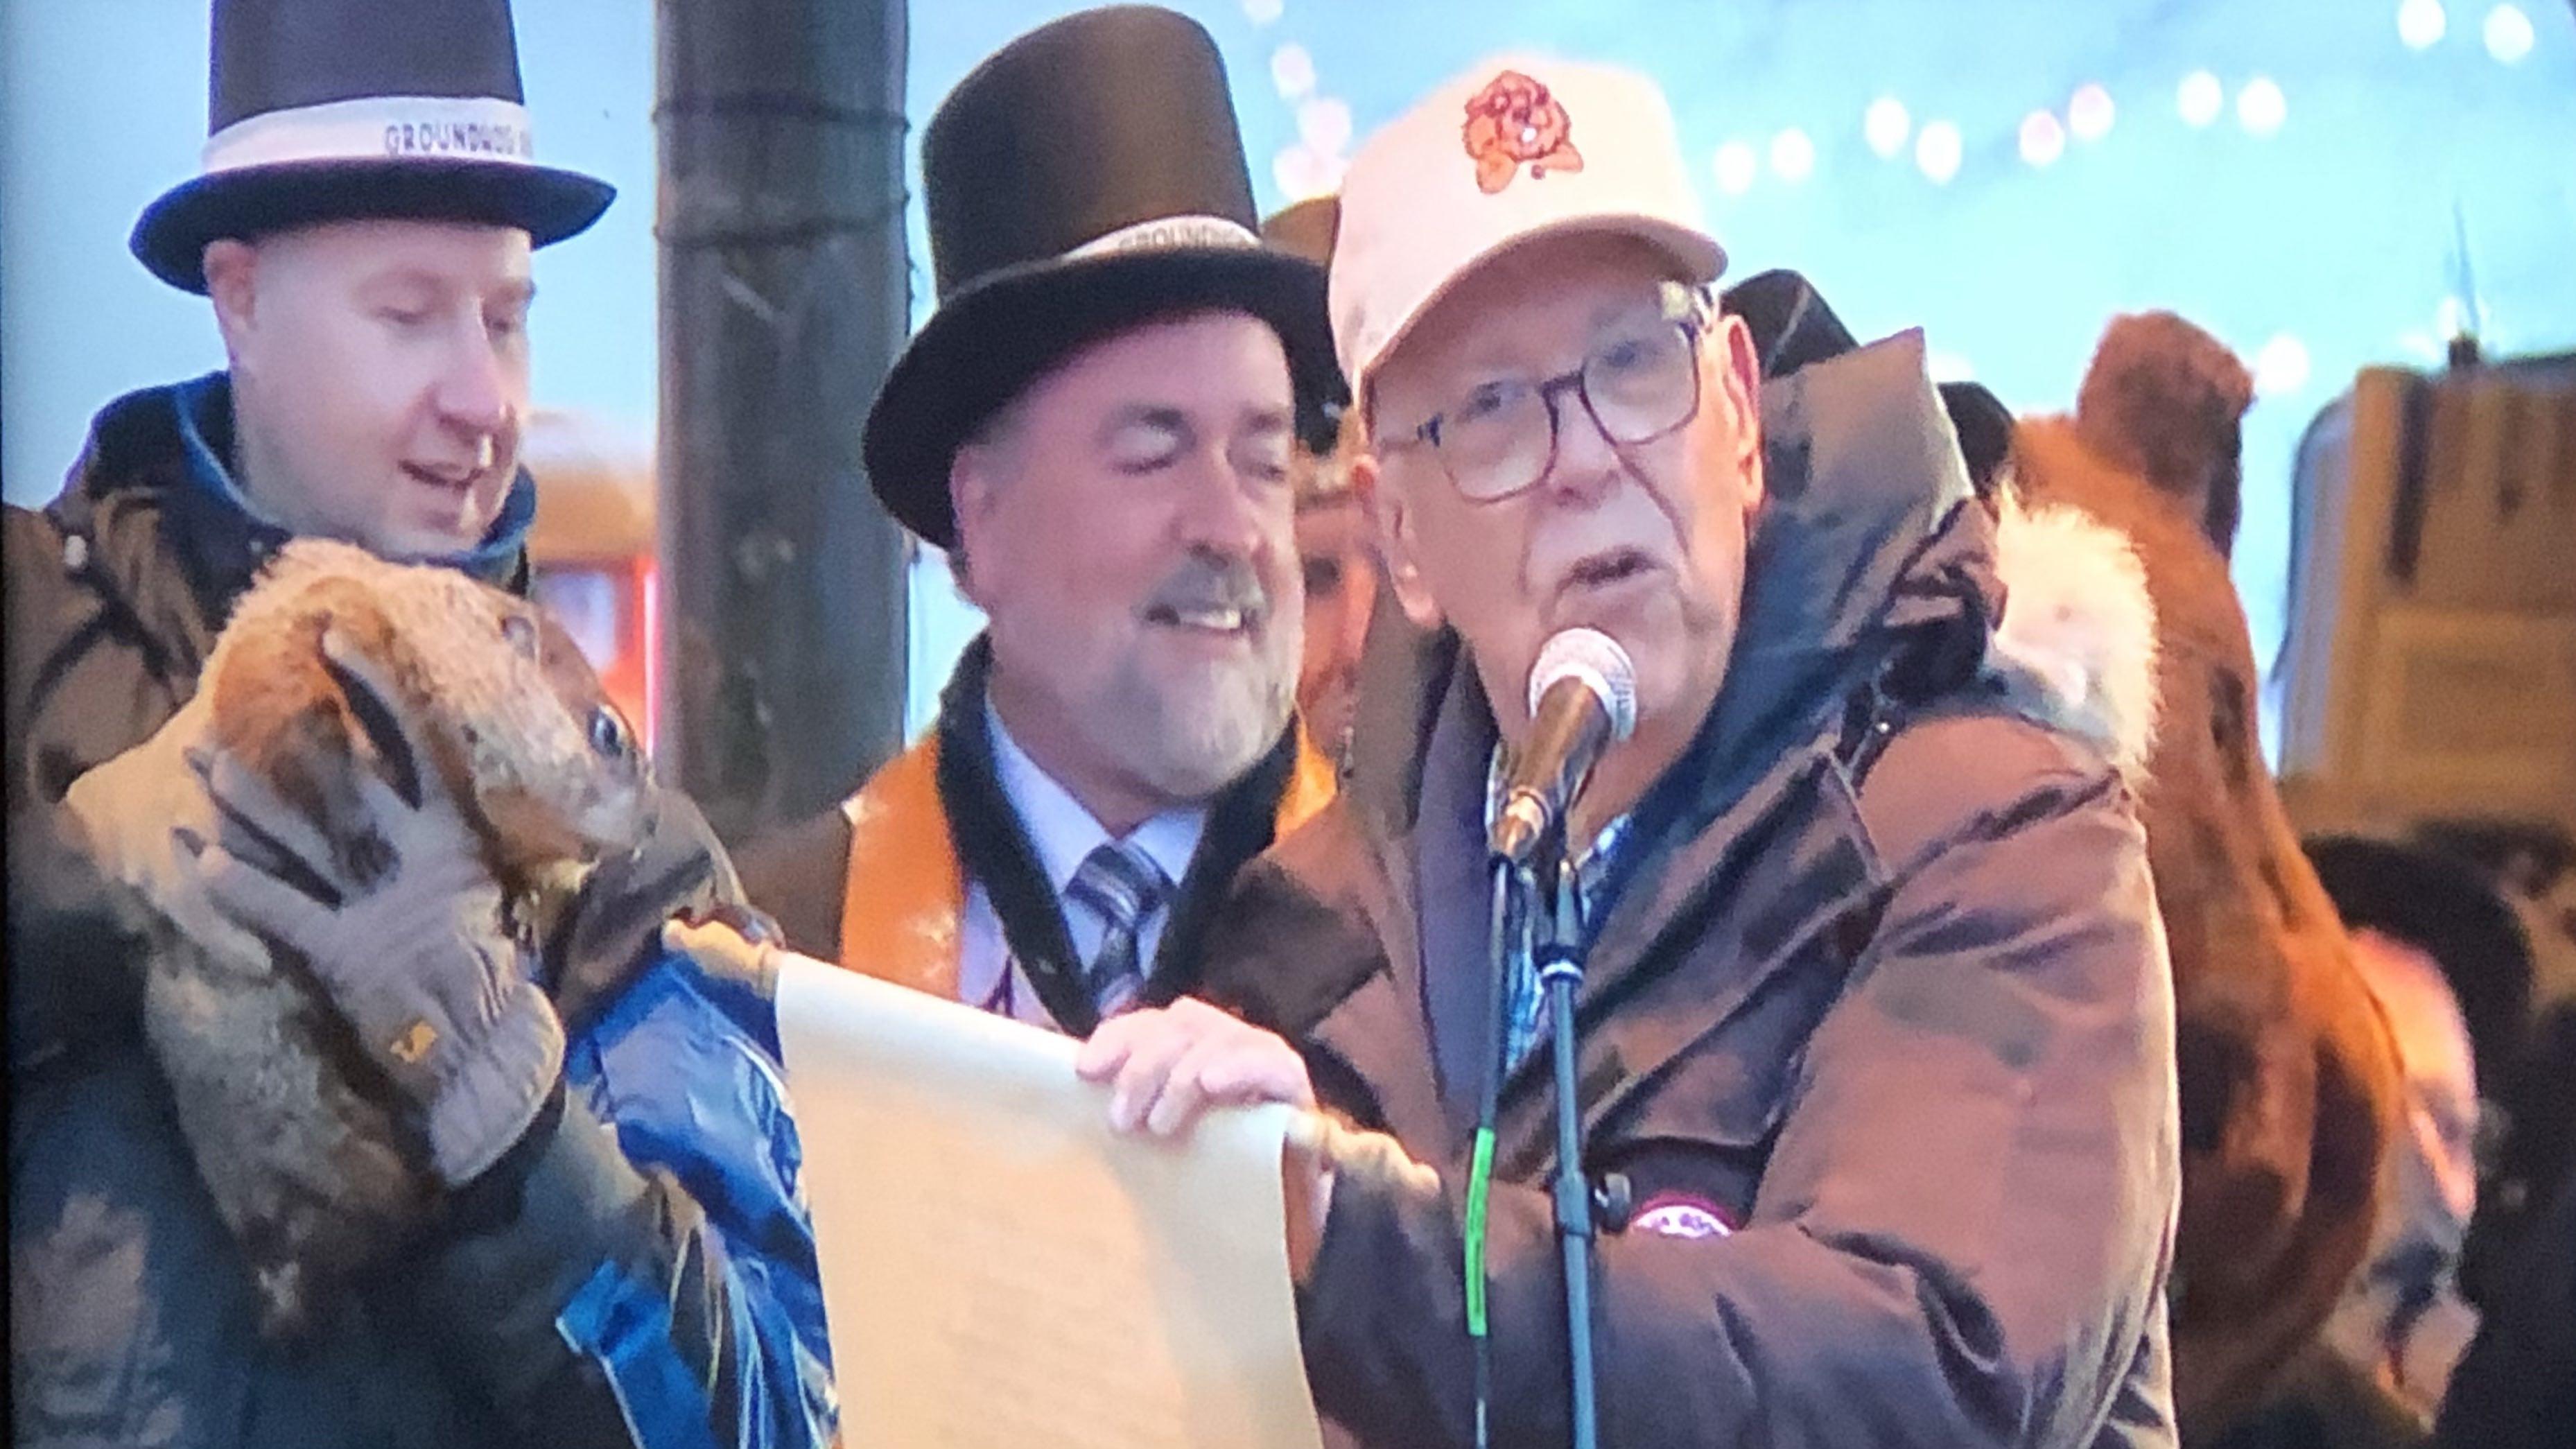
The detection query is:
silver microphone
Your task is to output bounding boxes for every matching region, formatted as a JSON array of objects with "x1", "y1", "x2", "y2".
[{"x1": 1489, "y1": 627, "x2": 1638, "y2": 864}]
